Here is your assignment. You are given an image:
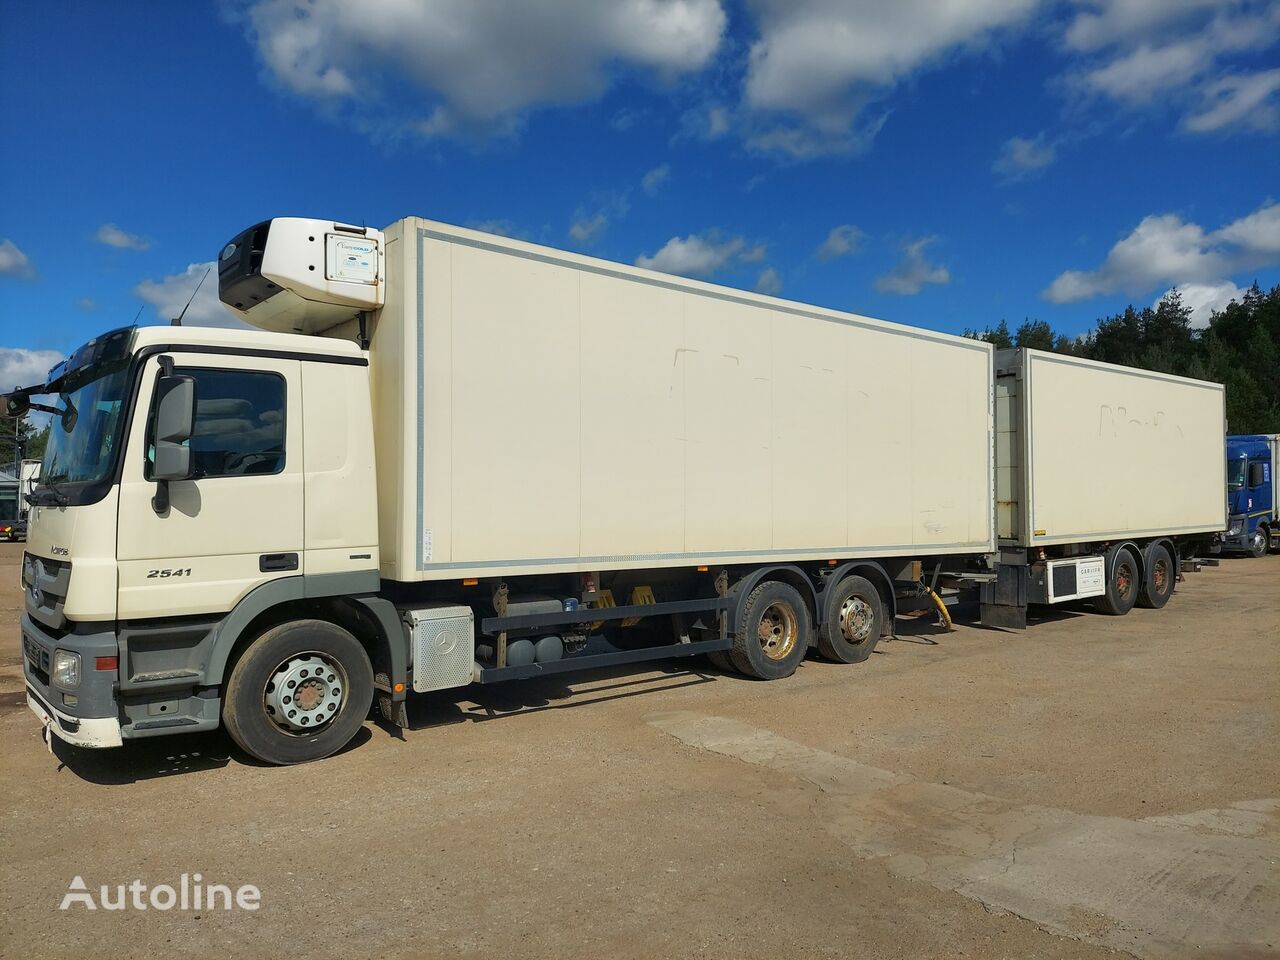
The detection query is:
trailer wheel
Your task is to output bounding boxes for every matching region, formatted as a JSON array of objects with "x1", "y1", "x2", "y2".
[
  {"x1": 1247, "y1": 528, "x2": 1269, "y2": 559},
  {"x1": 730, "y1": 581, "x2": 811, "y2": 680},
  {"x1": 1136, "y1": 544, "x2": 1175, "y2": 609},
  {"x1": 1095, "y1": 547, "x2": 1140, "y2": 616},
  {"x1": 817, "y1": 576, "x2": 884, "y2": 663},
  {"x1": 223, "y1": 619, "x2": 373, "y2": 765}
]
